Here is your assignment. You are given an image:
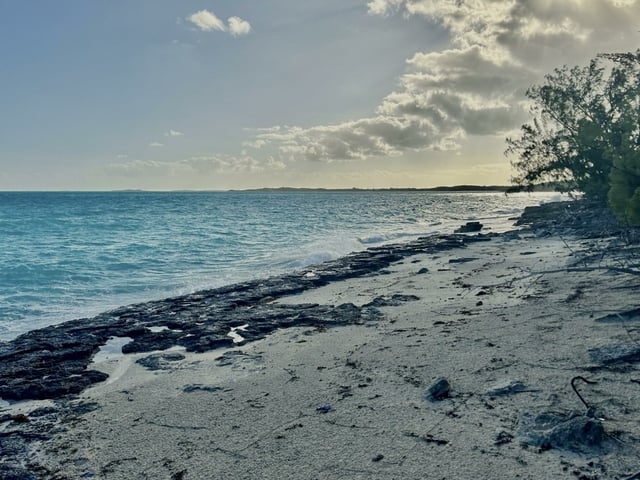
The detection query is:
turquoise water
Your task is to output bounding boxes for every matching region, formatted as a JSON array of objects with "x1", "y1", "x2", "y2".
[{"x1": 0, "y1": 190, "x2": 556, "y2": 340}]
